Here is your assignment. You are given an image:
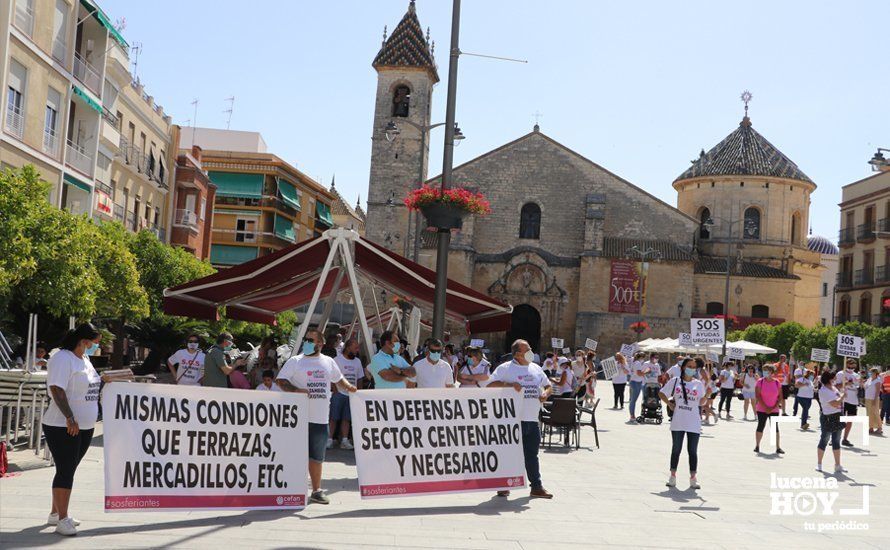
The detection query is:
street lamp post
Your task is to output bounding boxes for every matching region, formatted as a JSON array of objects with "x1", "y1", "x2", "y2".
[
  {"x1": 626, "y1": 246, "x2": 662, "y2": 342},
  {"x1": 703, "y1": 212, "x2": 744, "y2": 357}
]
